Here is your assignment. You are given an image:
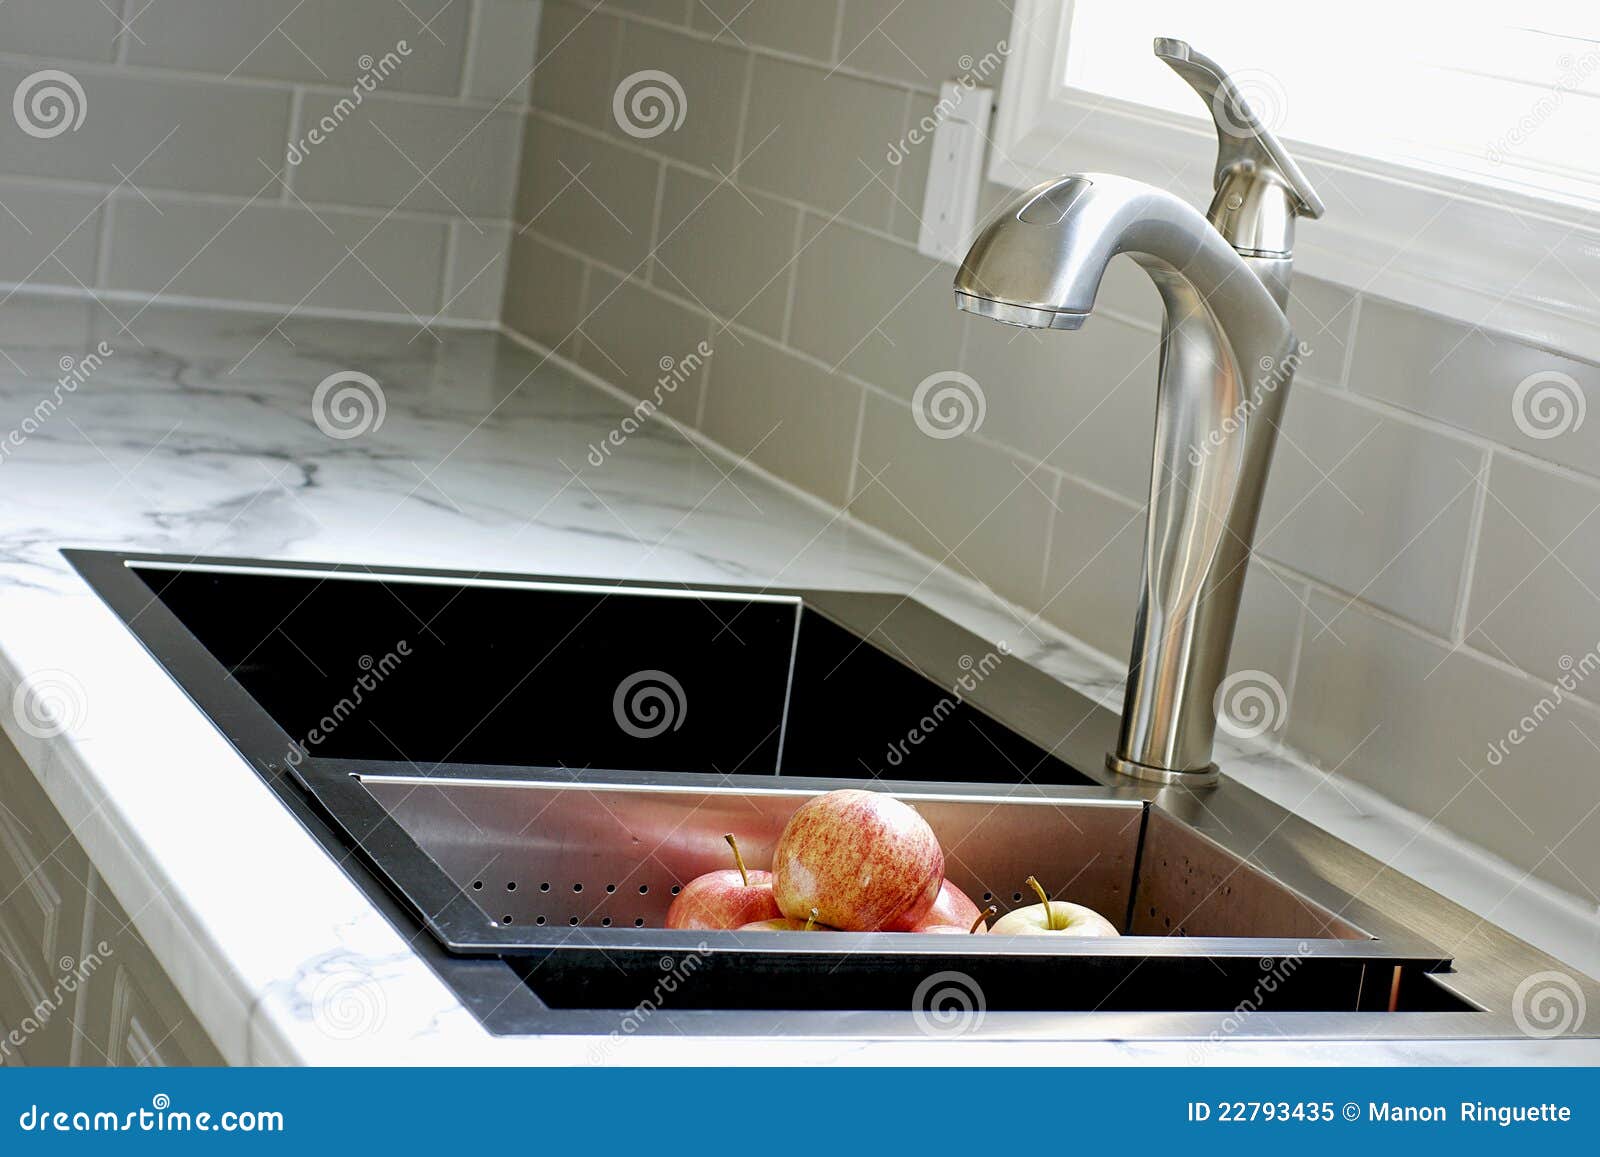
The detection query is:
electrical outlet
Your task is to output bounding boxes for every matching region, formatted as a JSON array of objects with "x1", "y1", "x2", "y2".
[{"x1": 916, "y1": 82, "x2": 995, "y2": 265}]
